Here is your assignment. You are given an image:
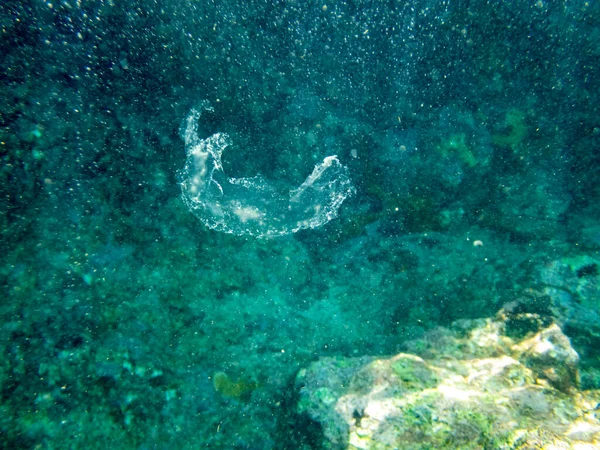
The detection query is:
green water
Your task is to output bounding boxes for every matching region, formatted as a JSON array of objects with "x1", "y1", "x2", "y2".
[{"x1": 1, "y1": 0, "x2": 598, "y2": 448}]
